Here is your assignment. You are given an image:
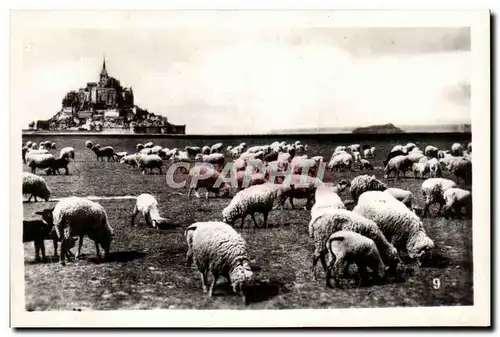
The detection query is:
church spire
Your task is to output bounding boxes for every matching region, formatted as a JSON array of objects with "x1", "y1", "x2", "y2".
[{"x1": 100, "y1": 56, "x2": 108, "y2": 77}]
